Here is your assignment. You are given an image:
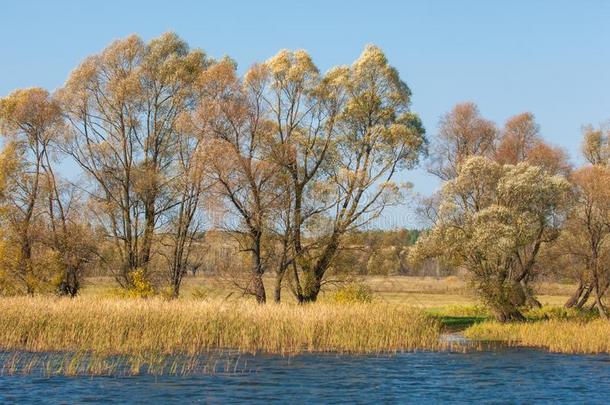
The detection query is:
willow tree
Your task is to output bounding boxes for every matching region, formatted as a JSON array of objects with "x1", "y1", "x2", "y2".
[
  {"x1": 494, "y1": 112, "x2": 571, "y2": 307},
  {"x1": 560, "y1": 124, "x2": 610, "y2": 309},
  {"x1": 261, "y1": 46, "x2": 426, "y2": 302},
  {"x1": 0, "y1": 88, "x2": 63, "y2": 294},
  {"x1": 58, "y1": 33, "x2": 209, "y2": 287},
  {"x1": 183, "y1": 59, "x2": 280, "y2": 303},
  {"x1": 582, "y1": 123, "x2": 610, "y2": 166},
  {"x1": 427, "y1": 102, "x2": 497, "y2": 181},
  {"x1": 411, "y1": 156, "x2": 571, "y2": 321},
  {"x1": 496, "y1": 112, "x2": 571, "y2": 176},
  {"x1": 559, "y1": 166, "x2": 610, "y2": 318}
]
